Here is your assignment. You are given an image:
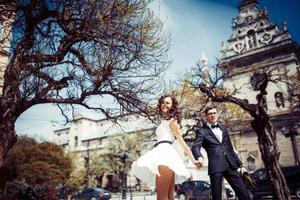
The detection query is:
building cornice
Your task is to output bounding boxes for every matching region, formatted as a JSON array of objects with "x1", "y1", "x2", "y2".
[{"x1": 226, "y1": 111, "x2": 300, "y2": 134}]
